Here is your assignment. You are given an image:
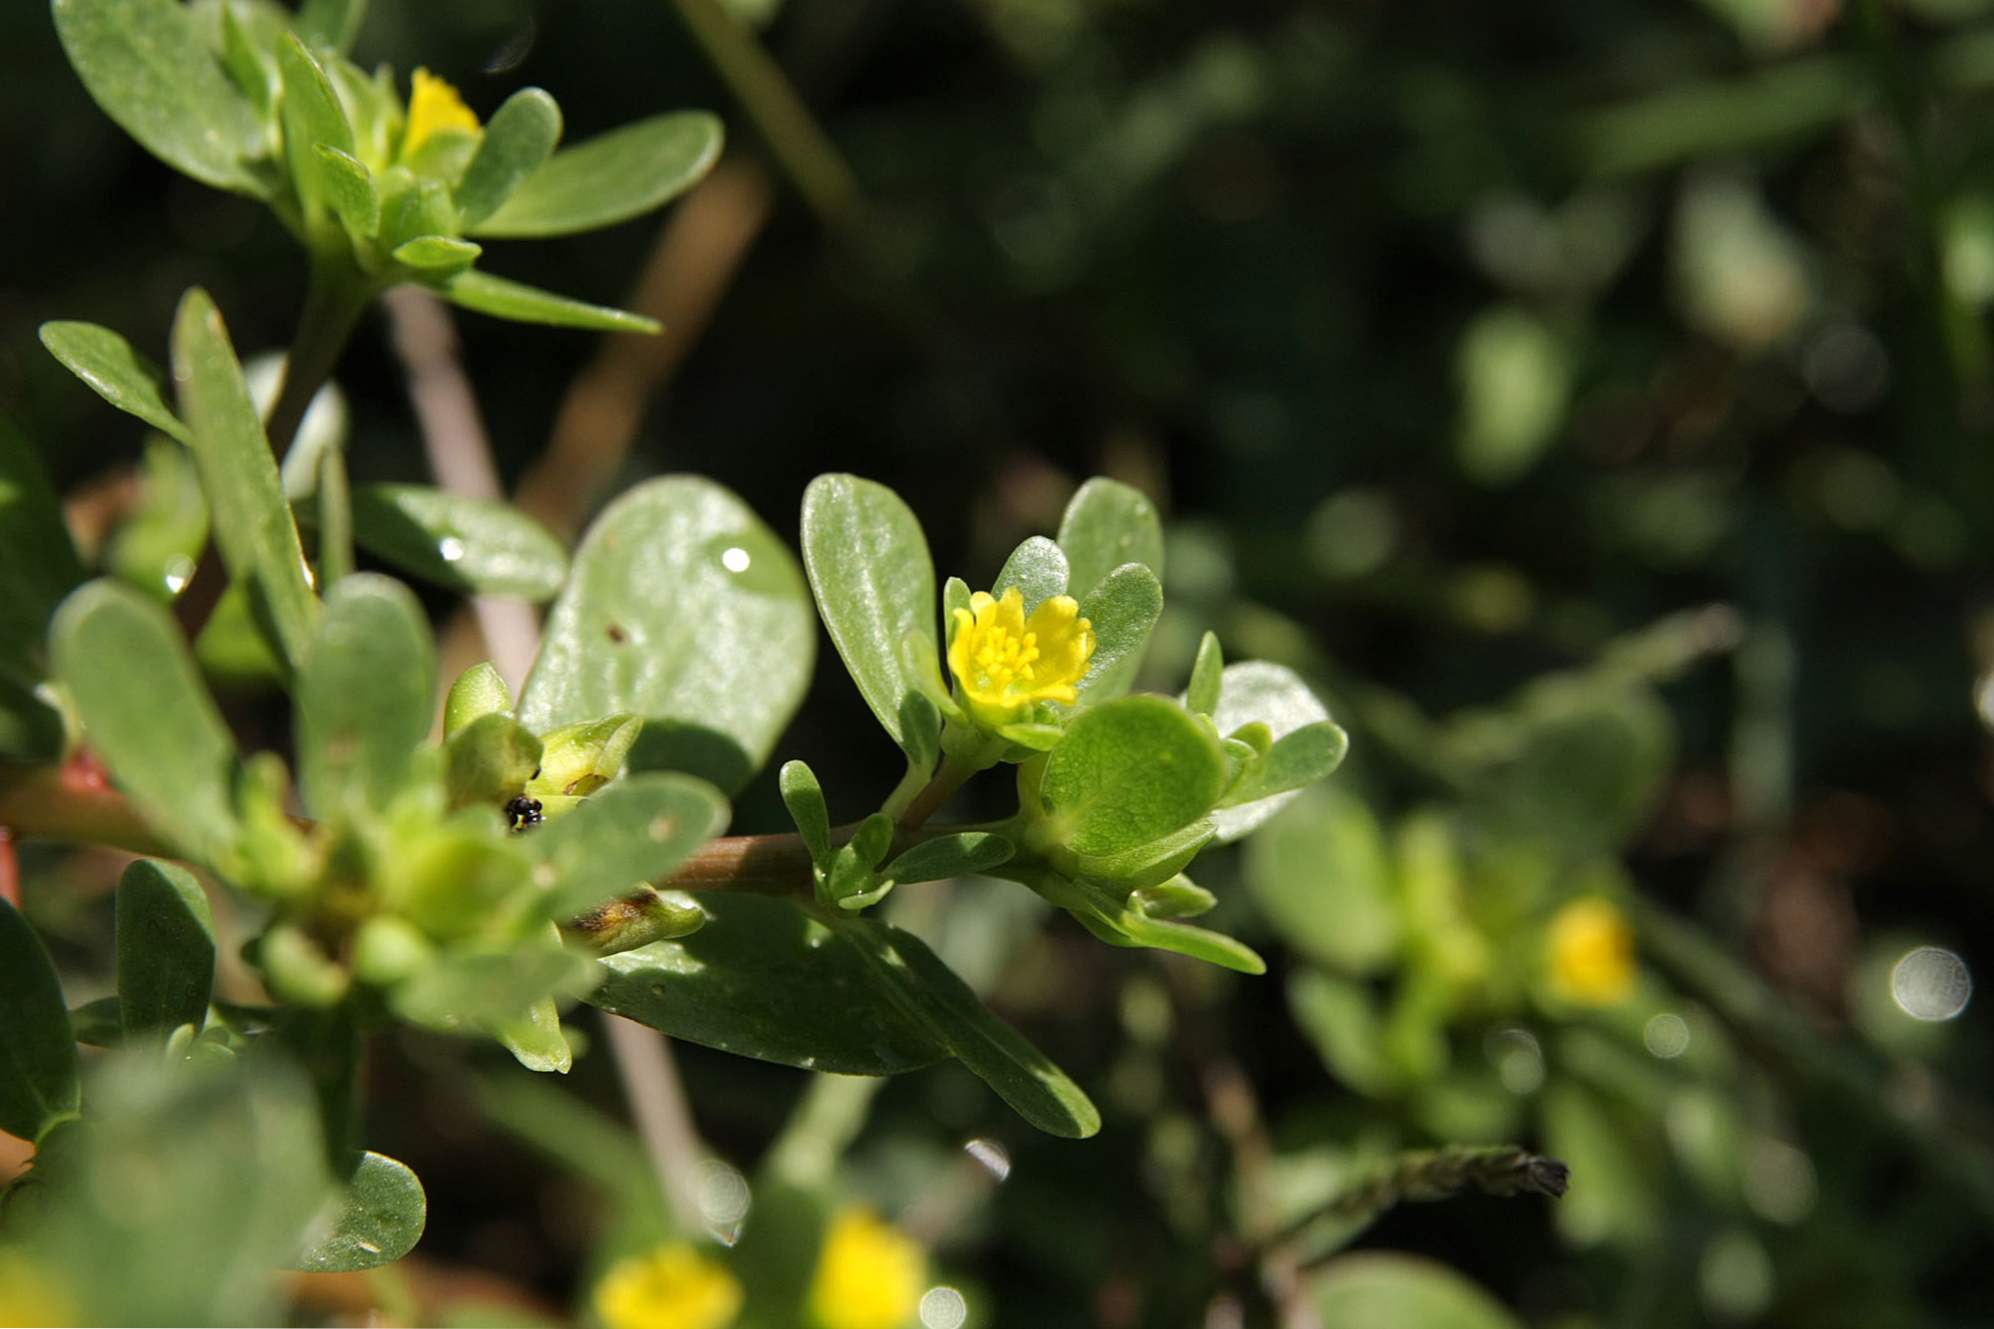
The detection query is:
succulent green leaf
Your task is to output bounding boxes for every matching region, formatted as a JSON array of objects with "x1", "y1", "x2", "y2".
[
  {"x1": 800, "y1": 474, "x2": 938, "y2": 754},
  {"x1": 993, "y1": 535, "x2": 1068, "y2": 612},
  {"x1": 883, "y1": 832, "x2": 1014, "y2": 884},
  {"x1": 1310, "y1": 1255, "x2": 1524, "y2": 1329},
  {"x1": 294, "y1": 0, "x2": 368, "y2": 52},
  {"x1": 295, "y1": 574, "x2": 435, "y2": 818},
  {"x1": 445, "y1": 712, "x2": 542, "y2": 806},
  {"x1": 779, "y1": 760, "x2": 832, "y2": 868},
  {"x1": 217, "y1": 1, "x2": 277, "y2": 116},
  {"x1": 1186, "y1": 631, "x2": 1223, "y2": 716},
  {"x1": 1206, "y1": 661, "x2": 1338, "y2": 842},
  {"x1": 0, "y1": 898, "x2": 81, "y2": 1143},
  {"x1": 70, "y1": 994, "x2": 125, "y2": 1048},
  {"x1": 52, "y1": 581, "x2": 241, "y2": 862},
  {"x1": 441, "y1": 269, "x2": 659, "y2": 334},
  {"x1": 380, "y1": 173, "x2": 456, "y2": 250},
  {"x1": 314, "y1": 145, "x2": 380, "y2": 237},
  {"x1": 391, "y1": 943, "x2": 600, "y2": 1031},
  {"x1": 294, "y1": 1150, "x2": 426, "y2": 1273},
  {"x1": 115, "y1": 859, "x2": 215, "y2": 1042},
  {"x1": 1223, "y1": 720, "x2": 1349, "y2": 810},
  {"x1": 444, "y1": 661, "x2": 512, "y2": 738},
  {"x1": 1074, "y1": 563, "x2": 1162, "y2": 704},
  {"x1": 496, "y1": 997, "x2": 573, "y2": 1074},
  {"x1": 1036, "y1": 694, "x2": 1225, "y2": 857},
  {"x1": 520, "y1": 476, "x2": 814, "y2": 793},
  {"x1": 108, "y1": 437, "x2": 208, "y2": 605},
  {"x1": 1023, "y1": 867, "x2": 1264, "y2": 974},
  {"x1": 470, "y1": 110, "x2": 722, "y2": 238},
  {"x1": 1057, "y1": 478, "x2": 1164, "y2": 600},
  {"x1": 38, "y1": 321, "x2": 190, "y2": 443},
  {"x1": 276, "y1": 34, "x2": 355, "y2": 220},
  {"x1": 171, "y1": 288, "x2": 319, "y2": 674},
  {"x1": 1129, "y1": 874, "x2": 1217, "y2": 920},
  {"x1": 456, "y1": 87, "x2": 563, "y2": 227},
  {"x1": 392, "y1": 235, "x2": 481, "y2": 271},
  {"x1": 590, "y1": 896, "x2": 1099, "y2": 1136},
  {"x1": 52, "y1": 0, "x2": 266, "y2": 195},
  {"x1": 351, "y1": 483, "x2": 568, "y2": 602},
  {"x1": 524, "y1": 773, "x2": 730, "y2": 920},
  {"x1": 832, "y1": 915, "x2": 1101, "y2": 1137}
]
